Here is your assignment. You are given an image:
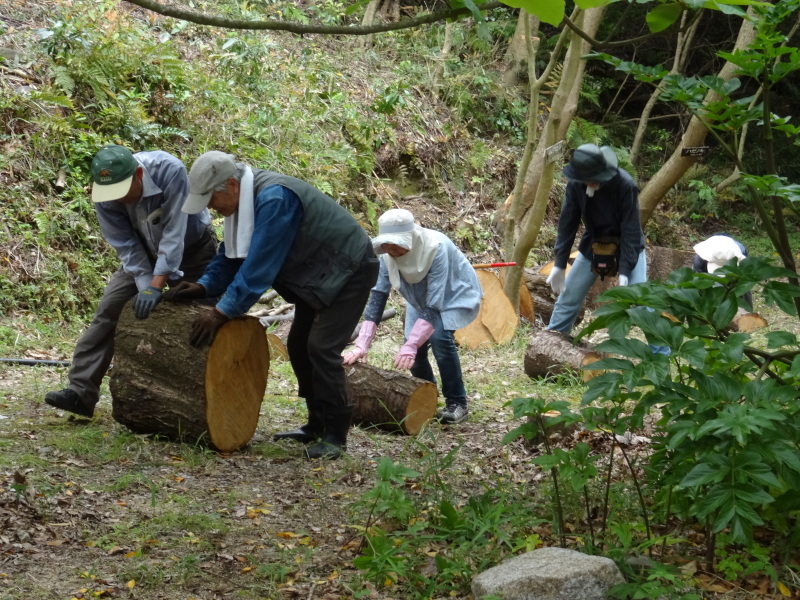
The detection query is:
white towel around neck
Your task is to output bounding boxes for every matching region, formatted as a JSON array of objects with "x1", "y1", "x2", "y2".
[{"x1": 223, "y1": 166, "x2": 254, "y2": 259}]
